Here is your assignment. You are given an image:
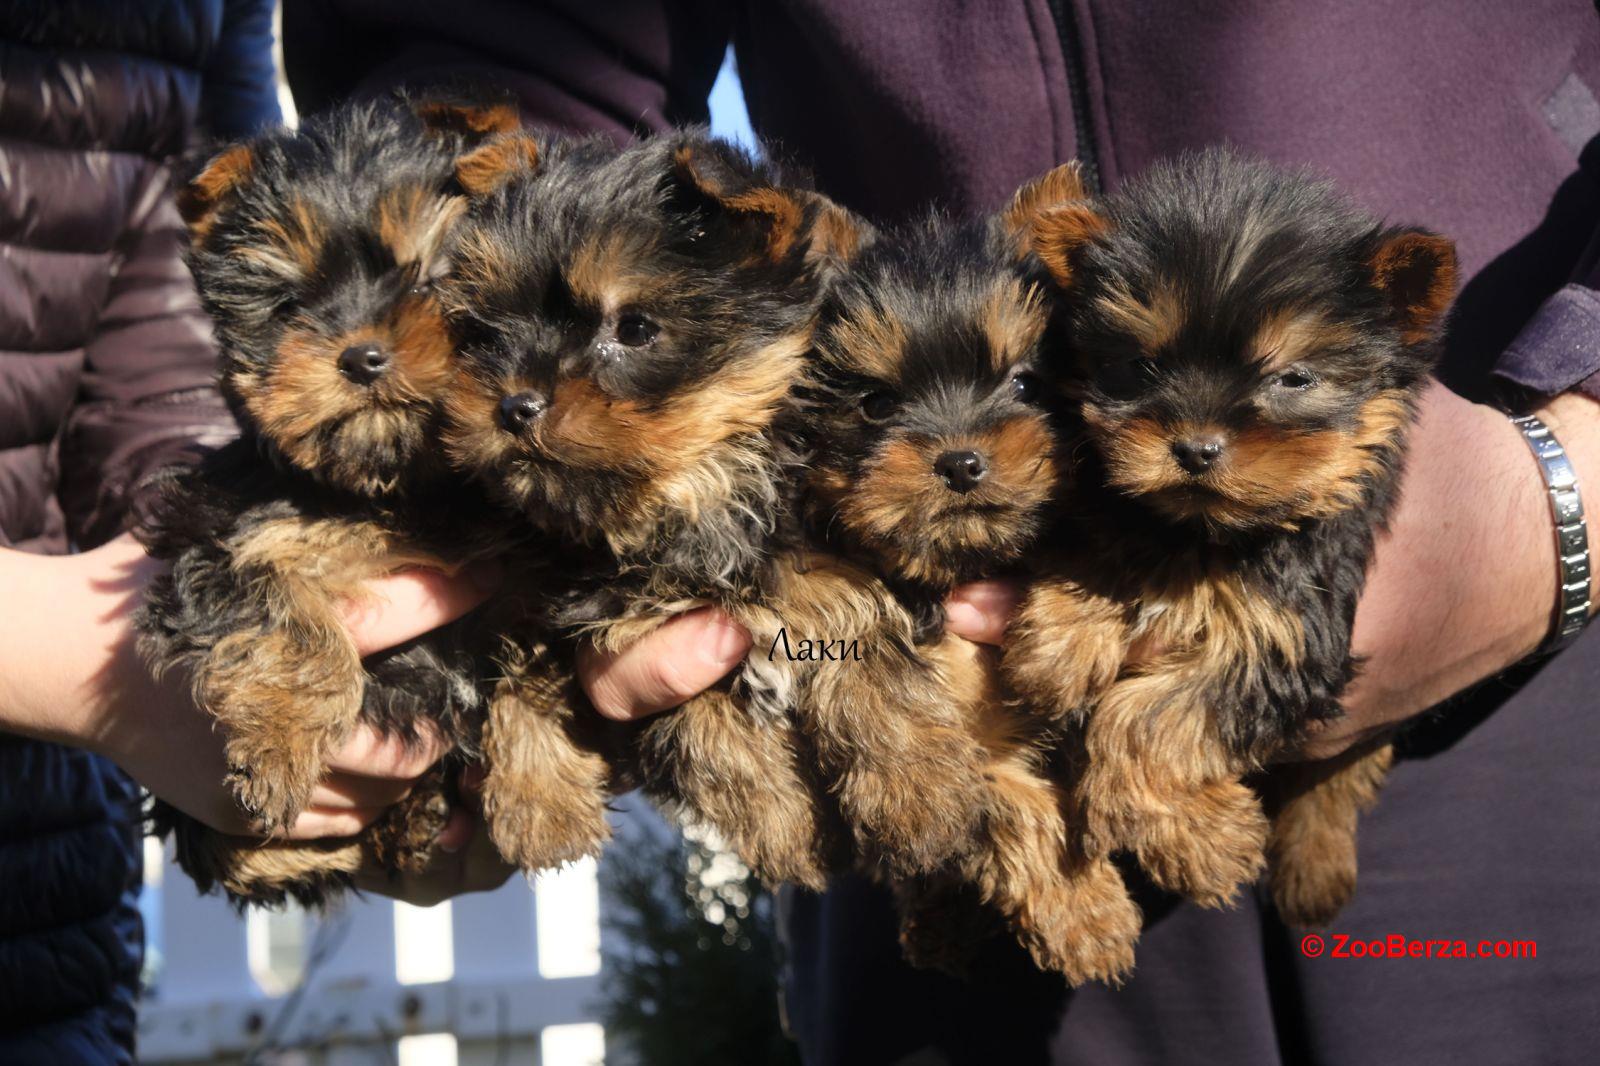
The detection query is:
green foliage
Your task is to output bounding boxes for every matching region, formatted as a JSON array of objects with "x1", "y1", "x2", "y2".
[{"x1": 599, "y1": 817, "x2": 801, "y2": 1066}]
